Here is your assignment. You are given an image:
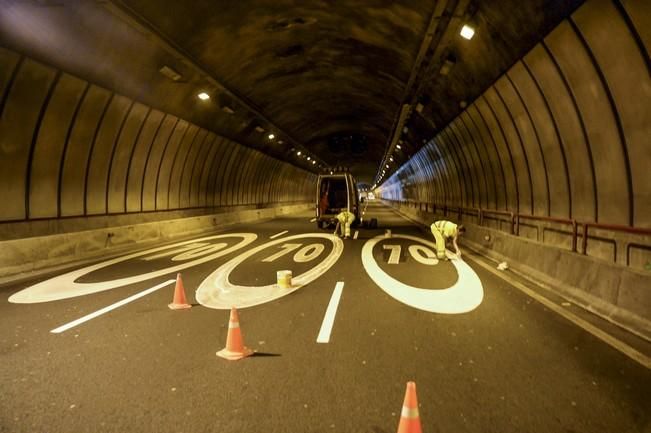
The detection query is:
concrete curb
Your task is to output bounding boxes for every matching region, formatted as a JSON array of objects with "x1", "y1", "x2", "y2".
[
  {"x1": 383, "y1": 200, "x2": 651, "y2": 342},
  {"x1": 0, "y1": 203, "x2": 311, "y2": 284}
]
